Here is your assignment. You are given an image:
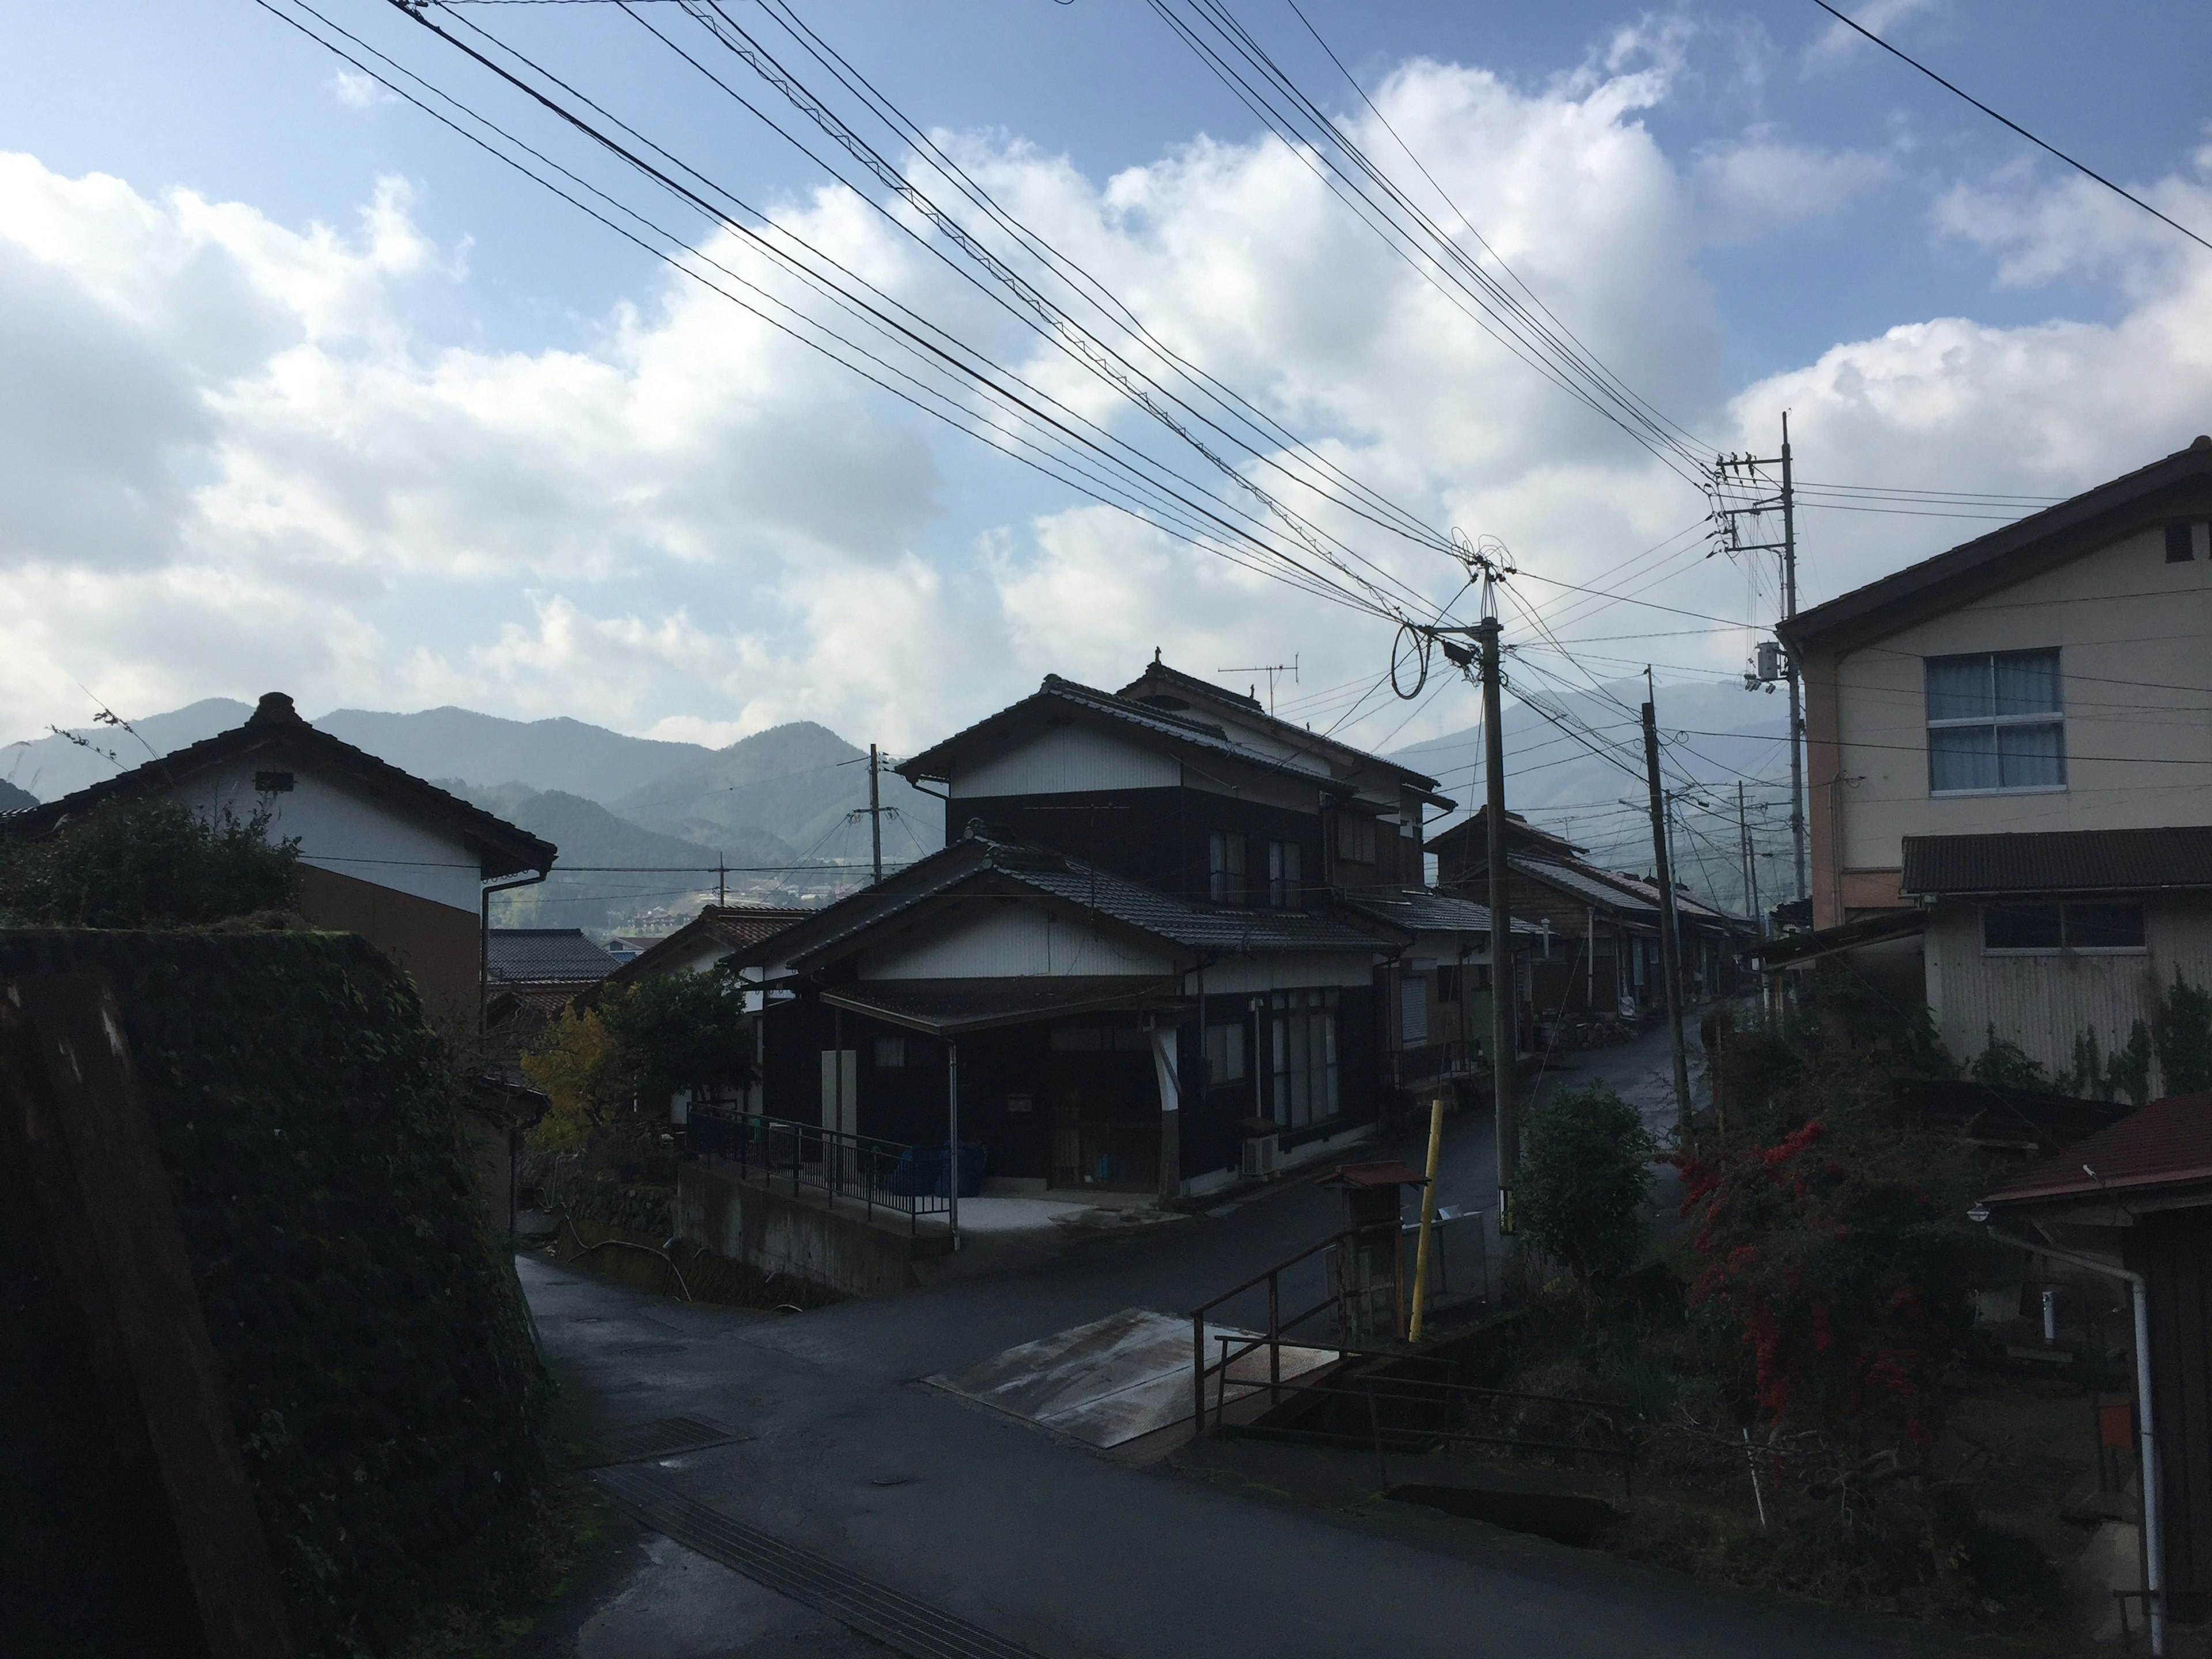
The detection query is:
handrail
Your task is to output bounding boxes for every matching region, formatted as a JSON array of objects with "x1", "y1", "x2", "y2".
[
  {"x1": 1189, "y1": 1224, "x2": 1399, "y2": 1429},
  {"x1": 688, "y1": 1106, "x2": 952, "y2": 1232}
]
